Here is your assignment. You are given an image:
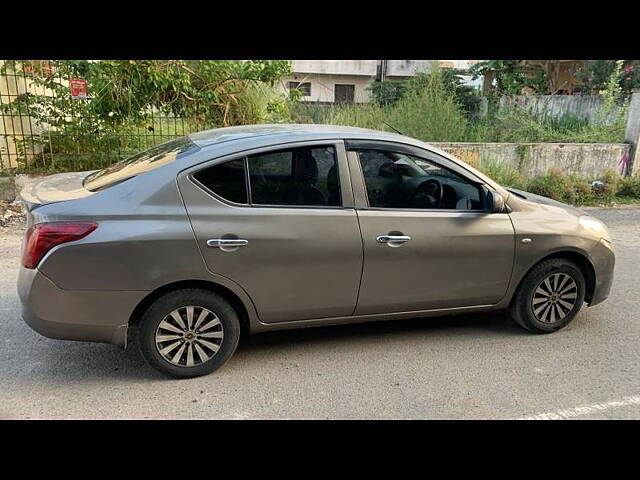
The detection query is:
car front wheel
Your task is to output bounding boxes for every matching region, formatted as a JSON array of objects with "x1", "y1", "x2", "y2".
[
  {"x1": 510, "y1": 258, "x2": 586, "y2": 333},
  {"x1": 138, "y1": 289, "x2": 240, "y2": 378}
]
